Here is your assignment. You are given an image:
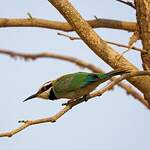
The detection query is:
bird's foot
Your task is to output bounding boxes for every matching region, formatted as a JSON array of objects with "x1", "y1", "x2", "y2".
[
  {"x1": 62, "y1": 95, "x2": 89, "y2": 106},
  {"x1": 82, "y1": 95, "x2": 89, "y2": 102},
  {"x1": 62, "y1": 99, "x2": 75, "y2": 106}
]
